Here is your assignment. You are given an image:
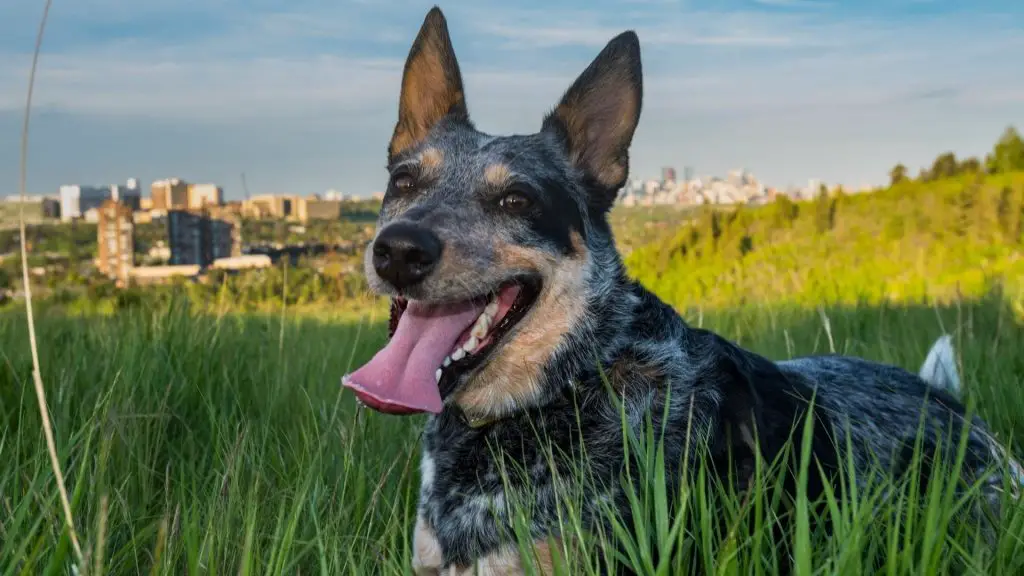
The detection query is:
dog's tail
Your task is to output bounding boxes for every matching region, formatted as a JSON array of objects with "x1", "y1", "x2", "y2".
[
  {"x1": 919, "y1": 334, "x2": 961, "y2": 397},
  {"x1": 919, "y1": 335, "x2": 1024, "y2": 498}
]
